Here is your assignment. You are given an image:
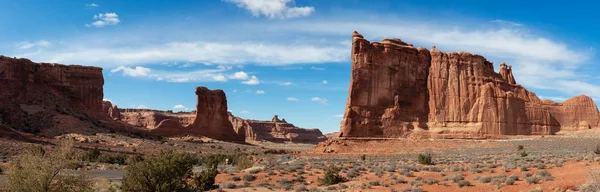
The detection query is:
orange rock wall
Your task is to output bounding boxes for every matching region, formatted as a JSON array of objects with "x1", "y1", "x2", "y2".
[{"x1": 339, "y1": 32, "x2": 598, "y2": 138}]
